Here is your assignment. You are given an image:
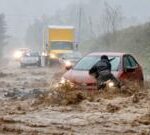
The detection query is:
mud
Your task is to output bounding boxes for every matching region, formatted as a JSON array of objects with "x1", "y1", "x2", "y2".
[{"x1": 0, "y1": 61, "x2": 150, "y2": 135}]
